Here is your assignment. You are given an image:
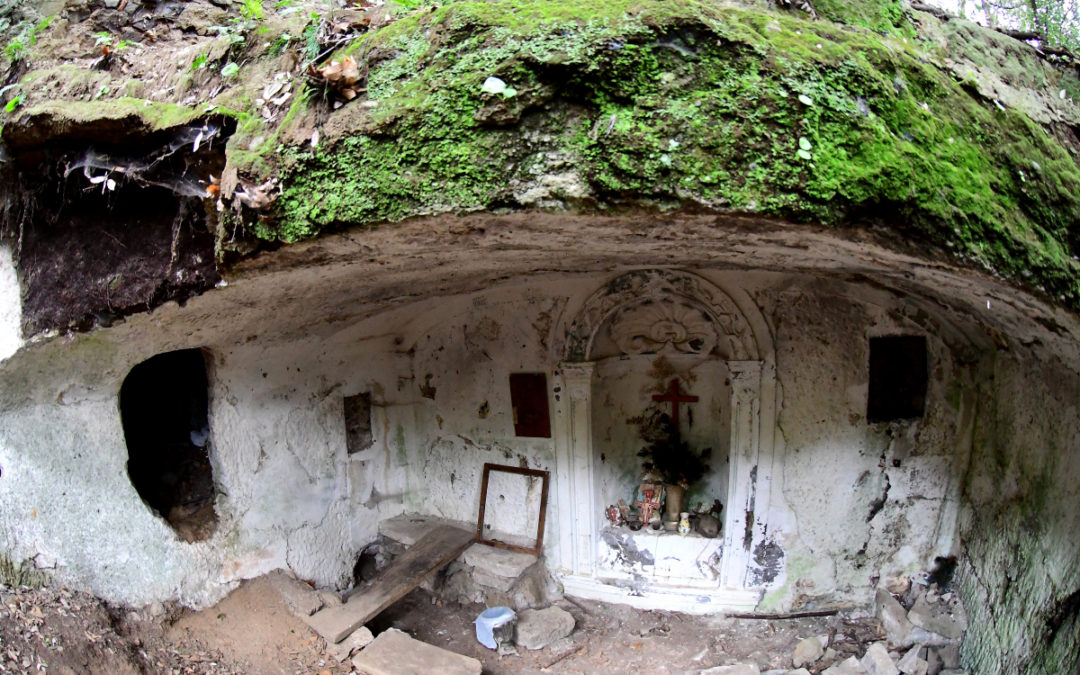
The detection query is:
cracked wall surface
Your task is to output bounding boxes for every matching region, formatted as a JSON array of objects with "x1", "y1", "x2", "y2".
[
  {"x1": 957, "y1": 352, "x2": 1080, "y2": 674},
  {"x1": 0, "y1": 213, "x2": 1076, "y2": 675},
  {"x1": 758, "y1": 276, "x2": 974, "y2": 610}
]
